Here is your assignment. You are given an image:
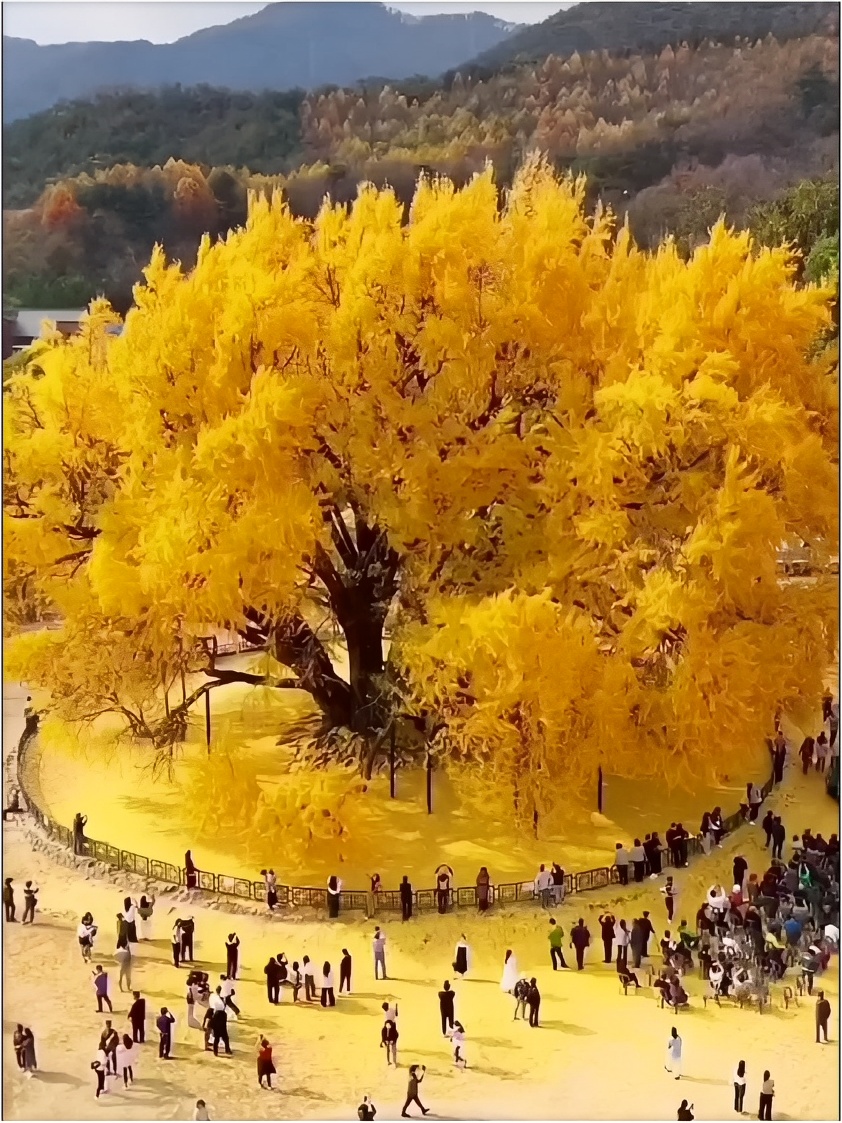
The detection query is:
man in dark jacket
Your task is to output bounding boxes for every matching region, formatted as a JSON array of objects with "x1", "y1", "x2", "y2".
[
  {"x1": 771, "y1": 817, "x2": 787, "y2": 861},
  {"x1": 400, "y1": 876, "x2": 413, "y2": 922},
  {"x1": 597, "y1": 913, "x2": 615, "y2": 964},
  {"x1": 438, "y1": 980, "x2": 456, "y2": 1036},
  {"x1": 816, "y1": 991, "x2": 831, "y2": 1043},
  {"x1": 640, "y1": 911, "x2": 655, "y2": 957},
  {"x1": 264, "y1": 957, "x2": 281, "y2": 1005},
  {"x1": 570, "y1": 919, "x2": 590, "y2": 970},
  {"x1": 156, "y1": 1007, "x2": 175, "y2": 1058},
  {"x1": 128, "y1": 991, "x2": 146, "y2": 1043},
  {"x1": 526, "y1": 978, "x2": 541, "y2": 1027},
  {"x1": 630, "y1": 918, "x2": 646, "y2": 968}
]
